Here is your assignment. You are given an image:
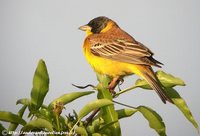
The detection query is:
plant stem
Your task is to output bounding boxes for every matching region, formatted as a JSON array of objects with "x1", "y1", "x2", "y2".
[
  {"x1": 113, "y1": 100, "x2": 137, "y2": 109},
  {"x1": 55, "y1": 114, "x2": 60, "y2": 131},
  {"x1": 96, "y1": 74, "x2": 121, "y2": 136},
  {"x1": 114, "y1": 85, "x2": 138, "y2": 97},
  {"x1": 69, "y1": 120, "x2": 79, "y2": 135},
  {"x1": 85, "y1": 108, "x2": 100, "y2": 126}
]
